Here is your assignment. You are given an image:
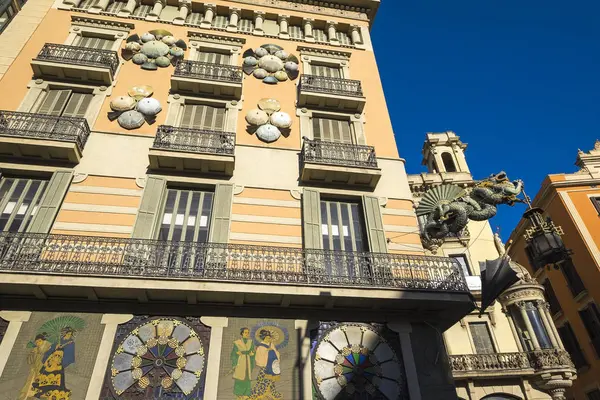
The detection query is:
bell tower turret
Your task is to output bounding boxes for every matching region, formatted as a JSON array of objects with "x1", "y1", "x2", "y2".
[{"x1": 422, "y1": 131, "x2": 471, "y2": 174}]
